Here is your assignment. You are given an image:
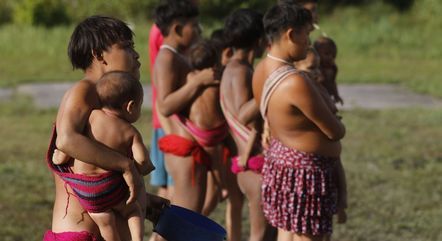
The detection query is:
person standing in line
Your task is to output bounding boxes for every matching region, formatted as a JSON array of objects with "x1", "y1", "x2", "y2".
[{"x1": 253, "y1": 3, "x2": 346, "y2": 241}]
